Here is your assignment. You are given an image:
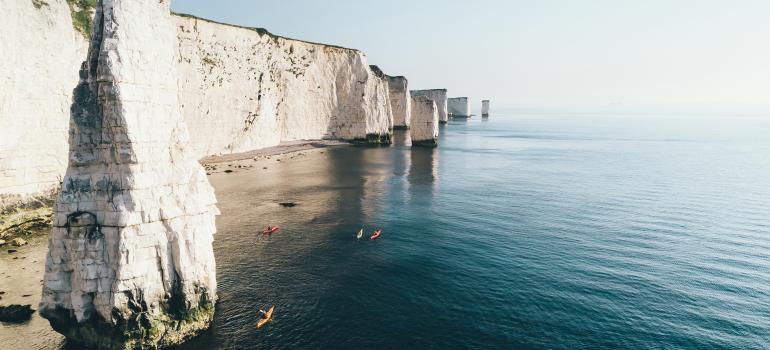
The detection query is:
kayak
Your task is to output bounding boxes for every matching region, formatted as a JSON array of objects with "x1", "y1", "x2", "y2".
[
  {"x1": 370, "y1": 229, "x2": 382, "y2": 240},
  {"x1": 256, "y1": 306, "x2": 274, "y2": 329},
  {"x1": 356, "y1": 228, "x2": 363, "y2": 240},
  {"x1": 262, "y1": 225, "x2": 280, "y2": 235}
]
